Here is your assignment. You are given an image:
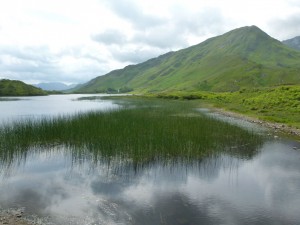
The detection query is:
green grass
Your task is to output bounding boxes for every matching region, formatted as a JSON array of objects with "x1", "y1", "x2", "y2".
[
  {"x1": 210, "y1": 86, "x2": 300, "y2": 128},
  {"x1": 150, "y1": 85, "x2": 300, "y2": 128},
  {"x1": 0, "y1": 79, "x2": 47, "y2": 96},
  {"x1": 0, "y1": 100, "x2": 263, "y2": 168}
]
